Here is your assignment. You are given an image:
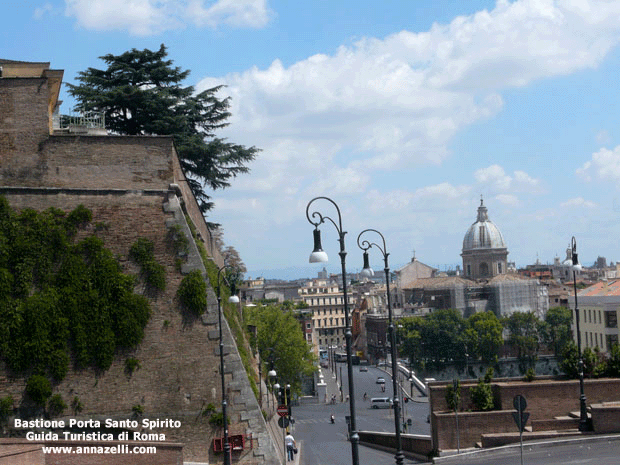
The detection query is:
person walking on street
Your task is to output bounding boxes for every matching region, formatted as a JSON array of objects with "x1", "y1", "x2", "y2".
[{"x1": 285, "y1": 431, "x2": 296, "y2": 461}]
